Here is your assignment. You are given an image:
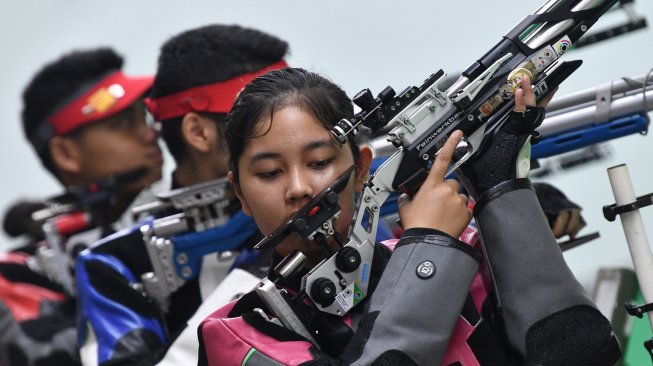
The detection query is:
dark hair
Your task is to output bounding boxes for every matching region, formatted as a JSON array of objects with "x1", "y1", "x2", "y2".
[
  {"x1": 150, "y1": 24, "x2": 289, "y2": 163},
  {"x1": 226, "y1": 67, "x2": 361, "y2": 182},
  {"x1": 21, "y1": 48, "x2": 124, "y2": 180}
]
